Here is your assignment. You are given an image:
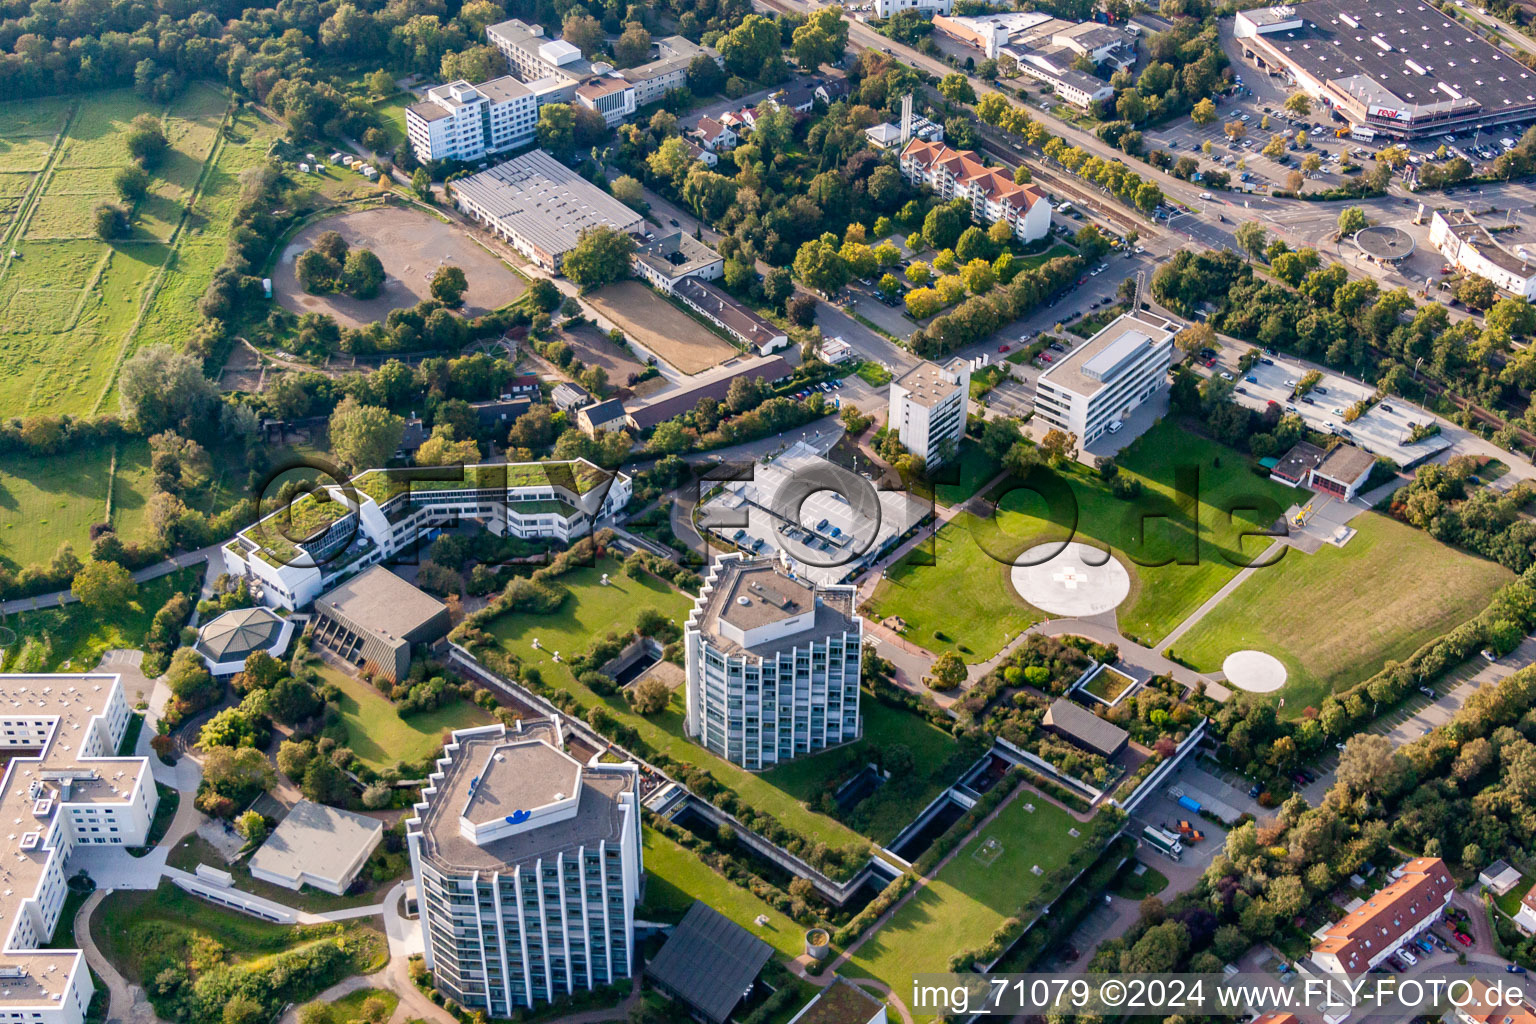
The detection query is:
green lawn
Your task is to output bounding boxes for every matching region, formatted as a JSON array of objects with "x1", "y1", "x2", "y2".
[
  {"x1": 322, "y1": 988, "x2": 399, "y2": 1022},
  {"x1": 847, "y1": 794, "x2": 1087, "y2": 1011},
  {"x1": 1172, "y1": 512, "x2": 1513, "y2": 712},
  {"x1": 0, "y1": 444, "x2": 113, "y2": 568},
  {"x1": 935, "y1": 438, "x2": 1001, "y2": 507},
  {"x1": 316, "y1": 664, "x2": 493, "y2": 770},
  {"x1": 1112, "y1": 862, "x2": 1169, "y2": 900},
  {"x1": 871, "y1": 421, "x2": 1301, "y2": 659},
  {"x1": 486, "y1": 559, "x2": 886, "y2": 862},
  {"x1": 1015, "y1": 242, "x2": 1076, "y2": 271},
  {"x1": 854, "y1": 361, "x2": 893, "y2": 387},
  {"x1": 637, "y1": 827, "x2": 807, "y2": 958},
  {"x1": 762, "y1": 701, "x2": 967, "y2": 845},
  {"x1": 0, "y1": 565, "x2": 201, "y2": 675}
]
